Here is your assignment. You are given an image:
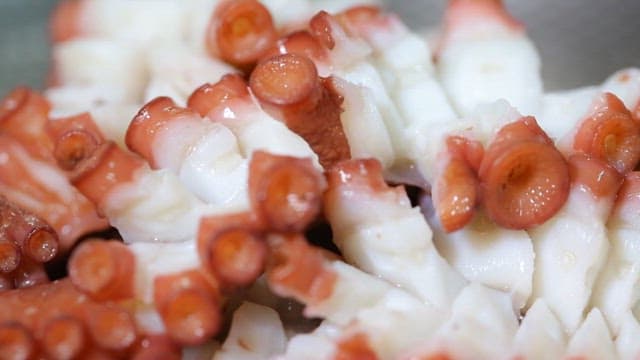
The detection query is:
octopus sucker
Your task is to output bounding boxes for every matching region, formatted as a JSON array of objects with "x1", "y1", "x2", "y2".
[
  {"x1": 572, "y1": 92, "x2": 640, "y2": 174},
  {"x1": 48, "y1": 112, "x2": 105, "y2": 171},
  {"x1": 207, "y1": 0, "x2": 278, "y2": 69},
  {"x1": 479, "y1": 117, "x2": 570, "y2": 229},
  {"x1": 567, "y1": 154, "x2": 623, "y2": 199},
  {"x1": 250, "y1": 53, "x2": 349, "y2": 168},
  {"x1": 198, "y1": 212, "x2": 267, "y2": 289},
  {"x1": 152, "y1": 269, "x2": 222, "y2": 346},
  {"x1": 68, "y1": 239, "x2": 135, "y2": 302},
  {"x1": 248, "y1": 151, "x2": 326, "y2": 232},
  {"x1": 0, "y1": 322, "x2": 36, "y2": 360}
]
